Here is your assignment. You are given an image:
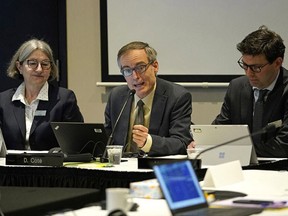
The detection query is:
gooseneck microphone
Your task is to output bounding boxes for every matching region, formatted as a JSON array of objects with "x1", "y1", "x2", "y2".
[
  {"x1": 193, "y1": 122, "x2": 281, "y2": 164},
  {"x1": 100, "y1": 89, "x2": 136, "y2": 163}
]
